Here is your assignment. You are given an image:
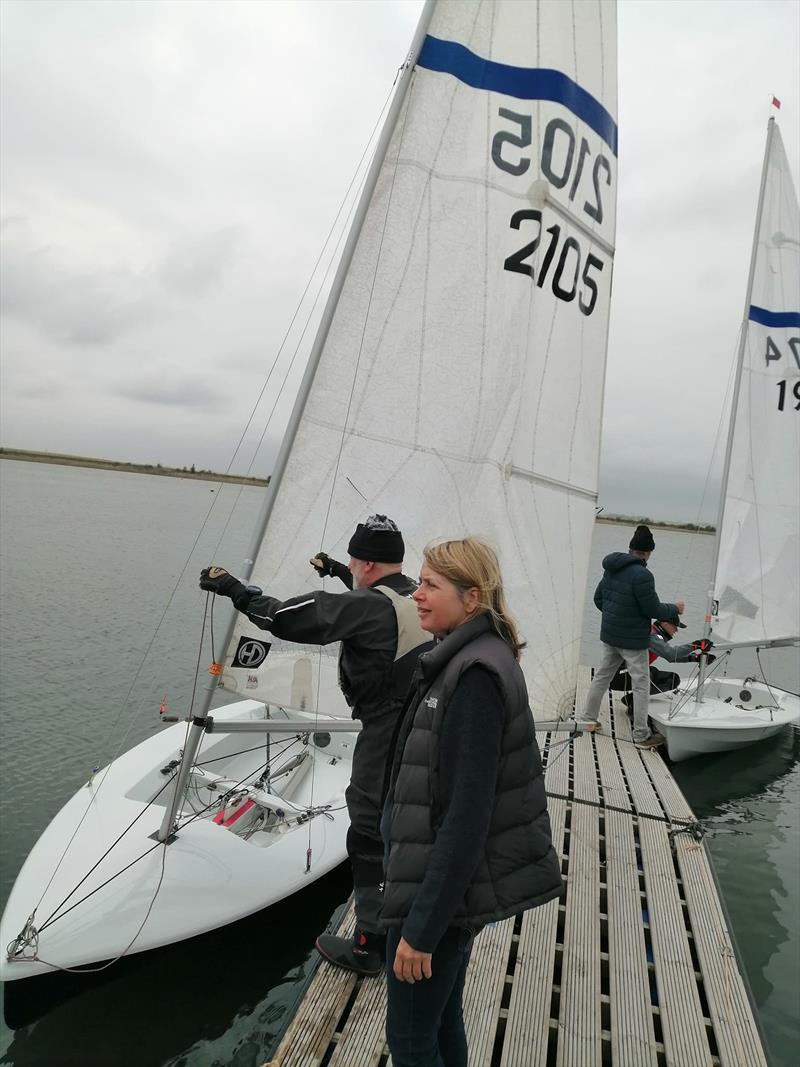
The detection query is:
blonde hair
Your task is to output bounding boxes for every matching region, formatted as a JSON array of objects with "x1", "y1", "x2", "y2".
[{"x1": 422, "y1": 538, "x2": 525, "y2": 659}]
